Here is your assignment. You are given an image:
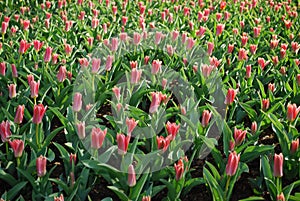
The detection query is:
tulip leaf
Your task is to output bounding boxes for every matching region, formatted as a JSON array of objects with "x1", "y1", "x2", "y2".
[
  {"x1": 241, "y1": 145, "x2": 274, "y2": 163},
  {"x1": 16, "y1": 168, "x2": 36, "y2": 189},
  {"x1": 239, "y1": 197, "x2": 265, "y2": 201},
  {"x1": 107, "y1": 186, "x2": 129, "y2": 201},
  {"x1": 203, "y1": 167, "x2": 224, "y2": 201},
  {"x1": 129, "y1": 172, "x2": 148, "y2": 200},
  {"x1": 6, "y1": 181, "x2": 28, "y2": 200},
  {"x1": 48, "y1": 107, "x2": 68, "y2": 127},
  {"x1": 239, "y1": 102, "x2": 257, "y2": 121},
  {"x1": 0, "y1": 169, "x2": 17, "y2": 186}
]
